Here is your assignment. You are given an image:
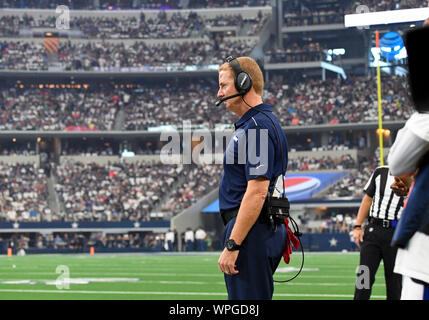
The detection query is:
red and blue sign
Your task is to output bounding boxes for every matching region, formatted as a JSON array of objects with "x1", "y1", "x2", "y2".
[{"x1": 203, "y1": 172, "x2": 349, "y2": 213}]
